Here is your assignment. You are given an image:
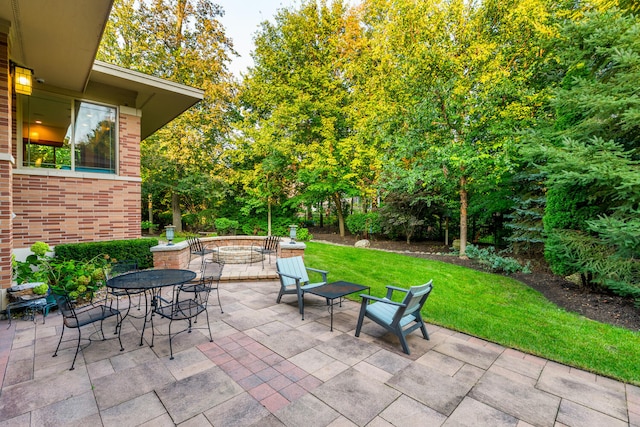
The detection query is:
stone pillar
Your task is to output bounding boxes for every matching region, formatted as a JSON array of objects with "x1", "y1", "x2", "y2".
[
  {"x1": 151, "y1": 241, "x2": 190, "y2": 269},
  {"x1": 279, "y1": 242, "x2": 306, "y2": 259}
]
